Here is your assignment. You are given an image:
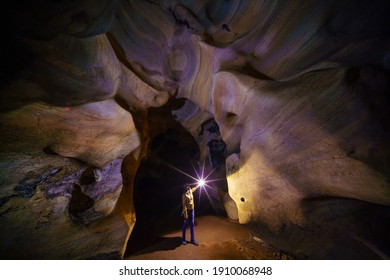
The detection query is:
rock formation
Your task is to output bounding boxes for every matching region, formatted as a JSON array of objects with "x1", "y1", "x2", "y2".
[{"x1": 1, "y1": 0, "x2": 389, "y2": 259}]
